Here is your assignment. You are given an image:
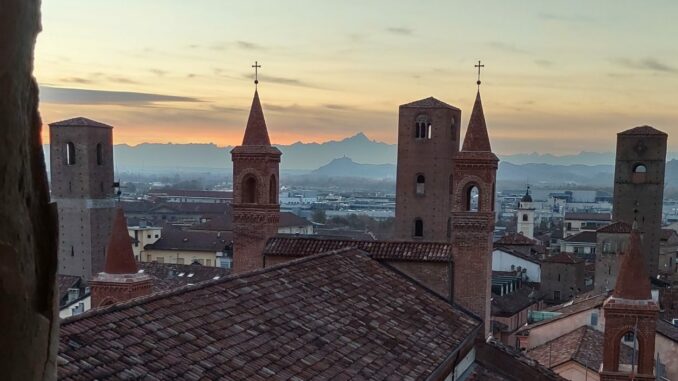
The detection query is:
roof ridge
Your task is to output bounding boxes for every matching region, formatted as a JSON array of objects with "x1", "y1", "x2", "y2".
[{"x1": 61, "y1": 247, "x2": 359, "y2": 325}]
